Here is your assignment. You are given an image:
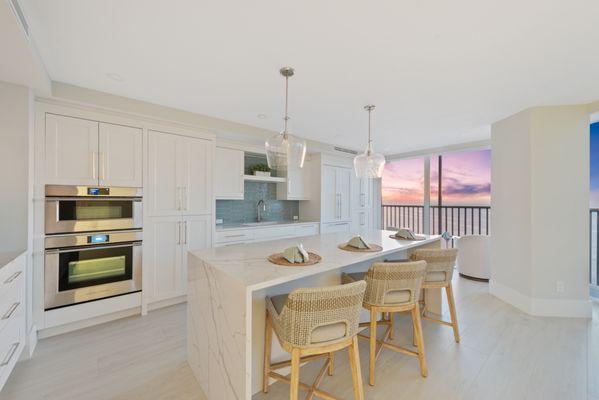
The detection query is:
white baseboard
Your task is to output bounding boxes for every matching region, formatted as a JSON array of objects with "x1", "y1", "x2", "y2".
[{"x1": 490, "y1": 280, "x2": 592, "y2": 318}]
